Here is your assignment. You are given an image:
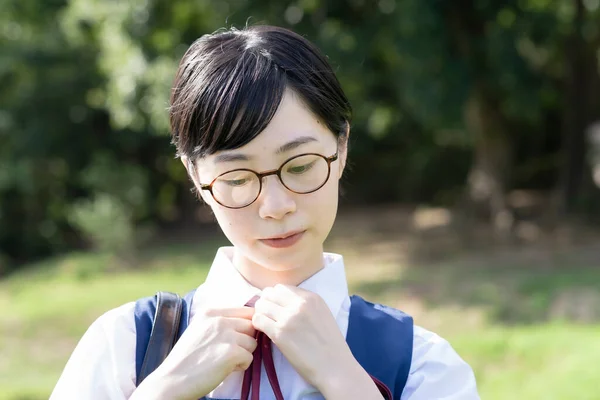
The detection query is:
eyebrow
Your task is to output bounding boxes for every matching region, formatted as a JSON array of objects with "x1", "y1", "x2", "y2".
[
  {"x1": 213, "y1": 136, "x2": 319, "y2": 164},
  {"x1": 214, "y1": 153, "x2": 250, "y2": 163},
  {"x1": 275, "y1": 136, "x2": 318, "y2": 154}
]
